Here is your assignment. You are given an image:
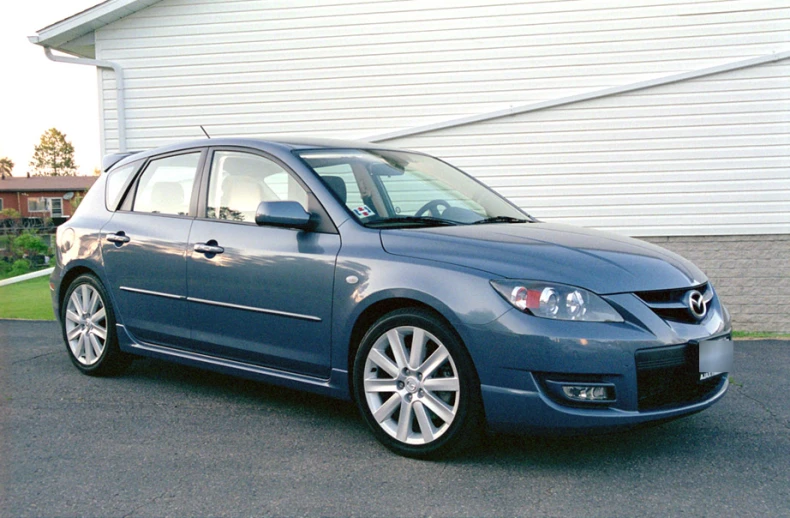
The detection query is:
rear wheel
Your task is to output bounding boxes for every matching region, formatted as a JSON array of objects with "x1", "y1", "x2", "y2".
[
  {"x1": 353, "y1": 308, "x2": 482, "y2": 458},
  {"x1": 61, "y1": 274, "x2": 130, "y2": 376}
]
